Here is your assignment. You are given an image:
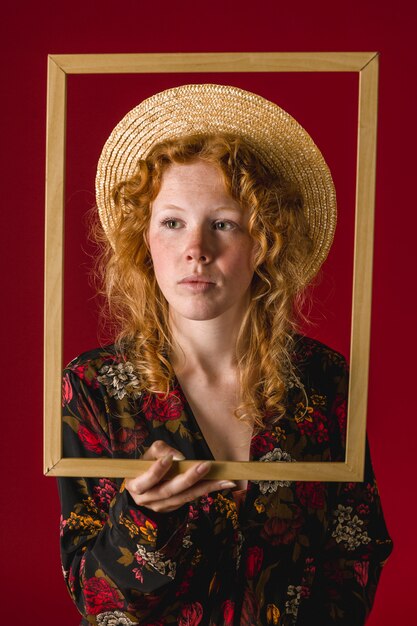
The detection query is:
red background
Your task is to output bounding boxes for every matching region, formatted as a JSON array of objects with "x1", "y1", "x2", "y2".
[
  {"x1": 64, "y1": 71, "x2": 357, "y2": 363},
  {"x1": 1, "y1": 1, "x2": 415, "y2": 624}
]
